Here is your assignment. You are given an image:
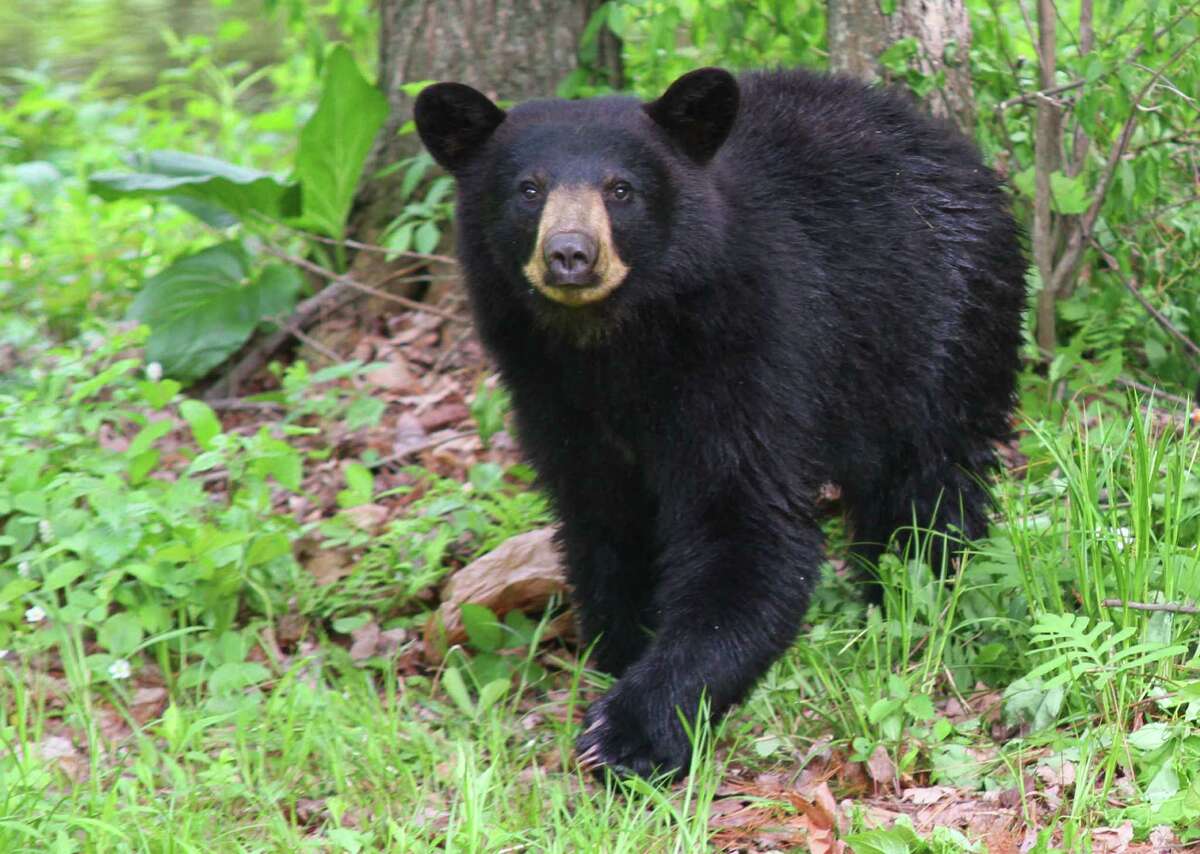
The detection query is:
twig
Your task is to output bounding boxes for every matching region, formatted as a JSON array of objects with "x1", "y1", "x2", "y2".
[
  {"x1": 1102, "y1": 599, "x2": 1200, "y2": 615},
  {"x1": 247, "y1": 212, "x2": 460, "y2": 266},
  {"x1": 997, "y1": 0, "x2": 1200, "y2": 112},
  {"x1": 998, "y1": 78, "x2": 1085, "y2": 111},
  {"x1": 262, "y1": 246, "x2": 468, "y2": 324},
  {"x1": 430, "y1": 323, "x2": 477, "y2": 374},
  {"x1": 1092, "y1": 240, "x2": 1200, "y2": 366},
  {"x1": 207, "y1": 398, "x2": 287, "y2": 411},
  {"x1": 1049, "y1": 30, "x2": 1200, "y2": 298},
  {"x1": 368, "y1": 430, "x2": 478, "y2": 469},
  {"x1": 1113, "y1": 377, "x2": 1194, "y2": 408},
  {"x1": 288, "y1": 325, "x2": 345, "y2": 366}
]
